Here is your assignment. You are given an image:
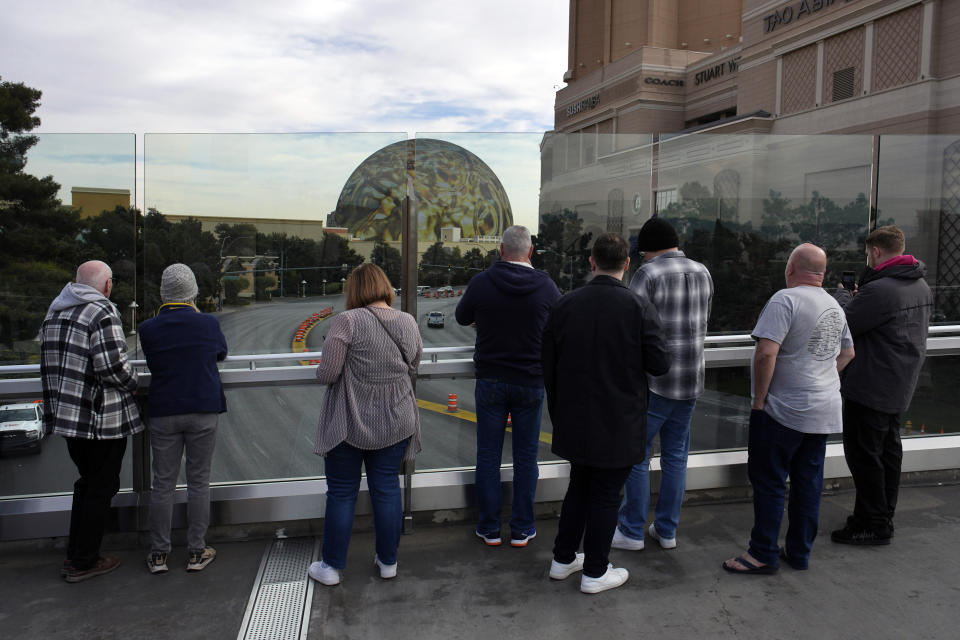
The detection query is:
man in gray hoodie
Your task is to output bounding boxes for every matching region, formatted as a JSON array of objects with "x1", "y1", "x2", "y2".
[{"x1": 41, "y1": 260, "x2": 143, "y2": 582}]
